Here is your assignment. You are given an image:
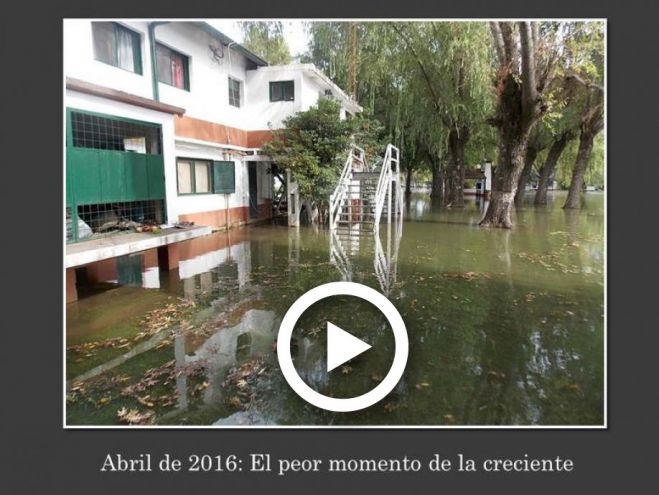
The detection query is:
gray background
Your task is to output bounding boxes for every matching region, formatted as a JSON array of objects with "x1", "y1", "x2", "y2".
[{"x1": 1, "y1": 0, "x2": 656, "y2": 492}]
